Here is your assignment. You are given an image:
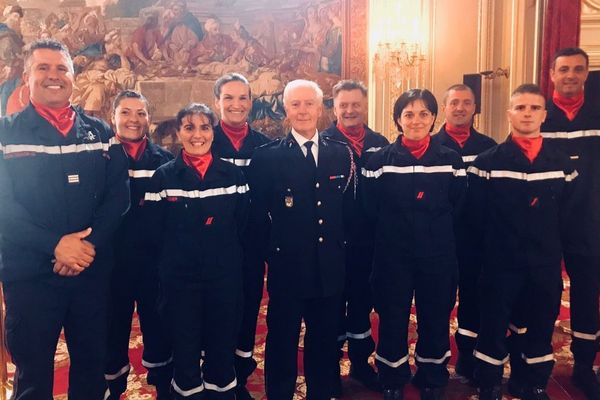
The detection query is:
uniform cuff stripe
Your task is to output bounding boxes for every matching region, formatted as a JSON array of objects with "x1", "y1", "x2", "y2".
[
  {"x1": 521, "y1": 353, "x2": 554, "y2": 364},
  {"x1": 474, "y1": 350, "x2": 509, "y2": 366},
  {"x1": 235, "y1": 349, "x2": 253, "y2": 358},
  {"x1": 346, "y1": 328, "x2": 372, "y2": 339},
  {"x1": 375, "y1": 352, "x2": 409, "y2": 368},
  {"x1": 142, "y1": 356, "x2": 173, "y2": 368},
  {"x1": 204, "y1": 378, "x2": 237, "y2": 392},
  {"x1": 415, "y1": 350, "x2": 451, "y2": 364},
  {"x1": 172, "y1": 379, "x2": 204, "y2": 396},
  {"x1": 104, "y1": 363, "x2": 130, "y2": 380},
  {"x1": 457, "y1": 328, "x2": 478, "y2": 338}
]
